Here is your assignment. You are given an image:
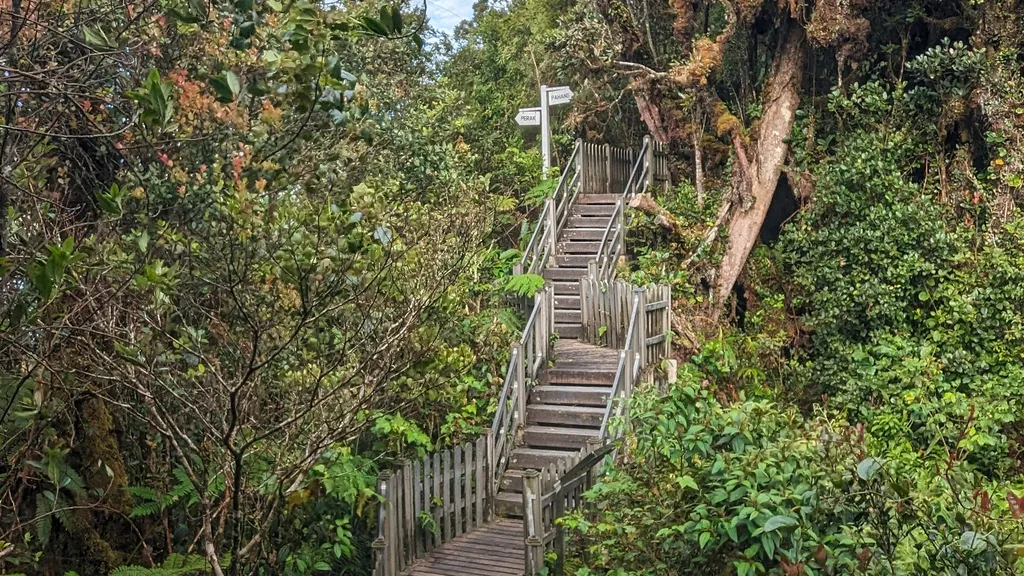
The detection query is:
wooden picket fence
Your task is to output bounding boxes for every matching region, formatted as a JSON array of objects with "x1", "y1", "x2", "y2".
[
  {"x1": 578, "y1": 278, "x2": 672, "y2": 370},
  {"x1": 372, "y1": 438, "x2": 493, "y2": 576}
]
